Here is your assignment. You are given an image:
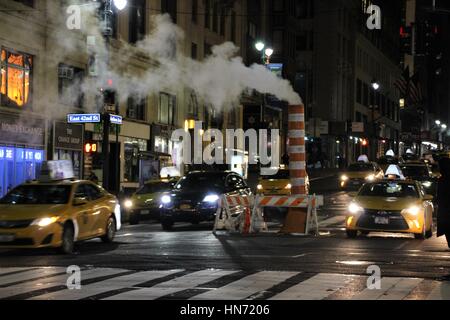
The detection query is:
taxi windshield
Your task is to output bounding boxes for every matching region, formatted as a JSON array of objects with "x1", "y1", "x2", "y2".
[
  {"x1": 136, "y1": 182, "x2": 173, "y2": 194},
  {"x1": 400, "y1": 166, "x2": 429, "y2": 177},
  {"x1": 261, "y1": 170, "x2": 289, "y2": 179},
  {"x1": 347, "y1": 163, "x2": 373, "y2": 172},
  {"x1": 359, "y1": 182, "x2": 419, "y2": 198},
  {"x1": 0, "y1": 185, "x2": 71, "y2": 205}
]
